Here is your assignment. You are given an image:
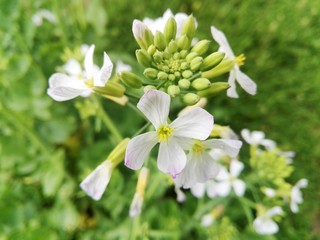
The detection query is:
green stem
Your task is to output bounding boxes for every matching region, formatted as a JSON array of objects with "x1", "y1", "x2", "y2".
[
  {"x1": 129, "y1": 216, "x2": 140, "y2": 240},
  {"x1": 134, "y1": 122, "x2": 151, "y2": 136}
]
